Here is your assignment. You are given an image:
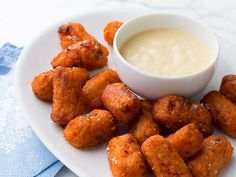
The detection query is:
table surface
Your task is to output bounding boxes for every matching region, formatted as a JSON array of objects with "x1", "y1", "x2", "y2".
[{"x1": 1, "y1": 0, "x2": 236, "y2": 176}]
